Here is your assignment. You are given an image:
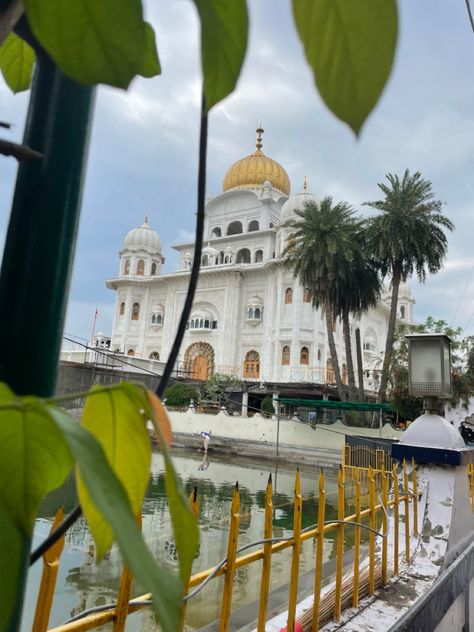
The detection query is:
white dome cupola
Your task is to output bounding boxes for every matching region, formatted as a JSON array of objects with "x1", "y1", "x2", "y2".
[
  {"x1": 280, "y1": 177, "x2": 317, "y2": 225},
  {"x1": 120, "y1": 216, "x2": 164, "y2": 277}
]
